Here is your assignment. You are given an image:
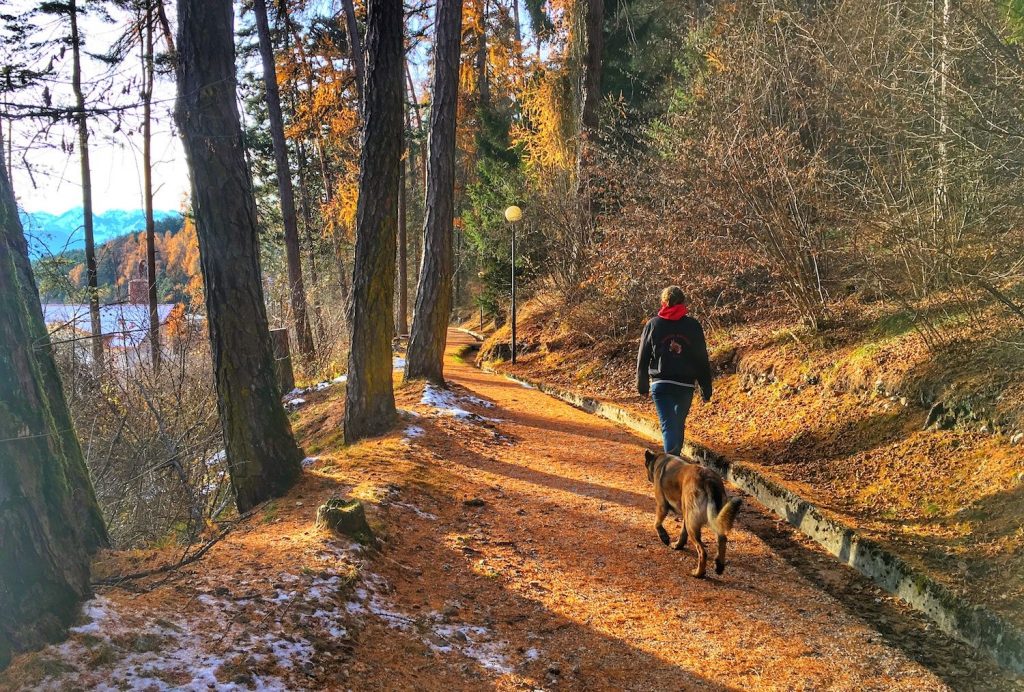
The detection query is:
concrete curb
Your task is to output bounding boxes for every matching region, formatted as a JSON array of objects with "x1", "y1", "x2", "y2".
[
  {"x1": 460, "y1": 335, "x2": 1022, "y2": 674},
  {"x1": 456, "y1": 327, "x2": 488, "y2": 343}
]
